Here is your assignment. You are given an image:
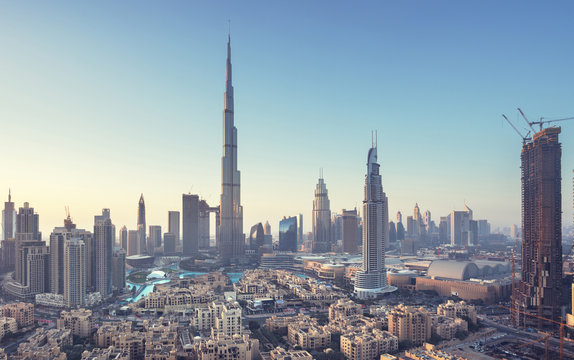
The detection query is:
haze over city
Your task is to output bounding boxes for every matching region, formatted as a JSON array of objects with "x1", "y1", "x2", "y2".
[
  {"x1": 3, "y1": 2, "x2": 574, "y2": 360},
  {"x1": 1, "y1": 1, "x2": 573, "y2": 235}
]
